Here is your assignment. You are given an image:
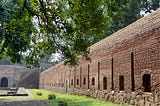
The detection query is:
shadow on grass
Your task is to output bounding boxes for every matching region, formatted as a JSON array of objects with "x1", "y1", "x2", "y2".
[
  {"x1": 67, "y1": 100, "x2": 94, "y2": 106},
  {"x1": 48, "y1": 99, "x2": 106, "y2": 106}
]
